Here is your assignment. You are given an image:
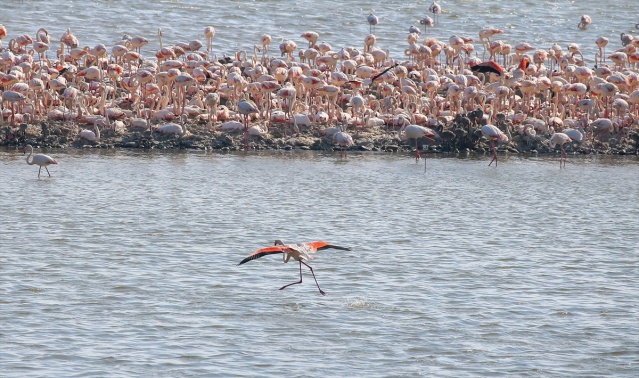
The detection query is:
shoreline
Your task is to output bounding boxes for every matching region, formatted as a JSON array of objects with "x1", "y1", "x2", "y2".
[{"x1": 3, "y1": 119, "x2": 637, "y2": 157}]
